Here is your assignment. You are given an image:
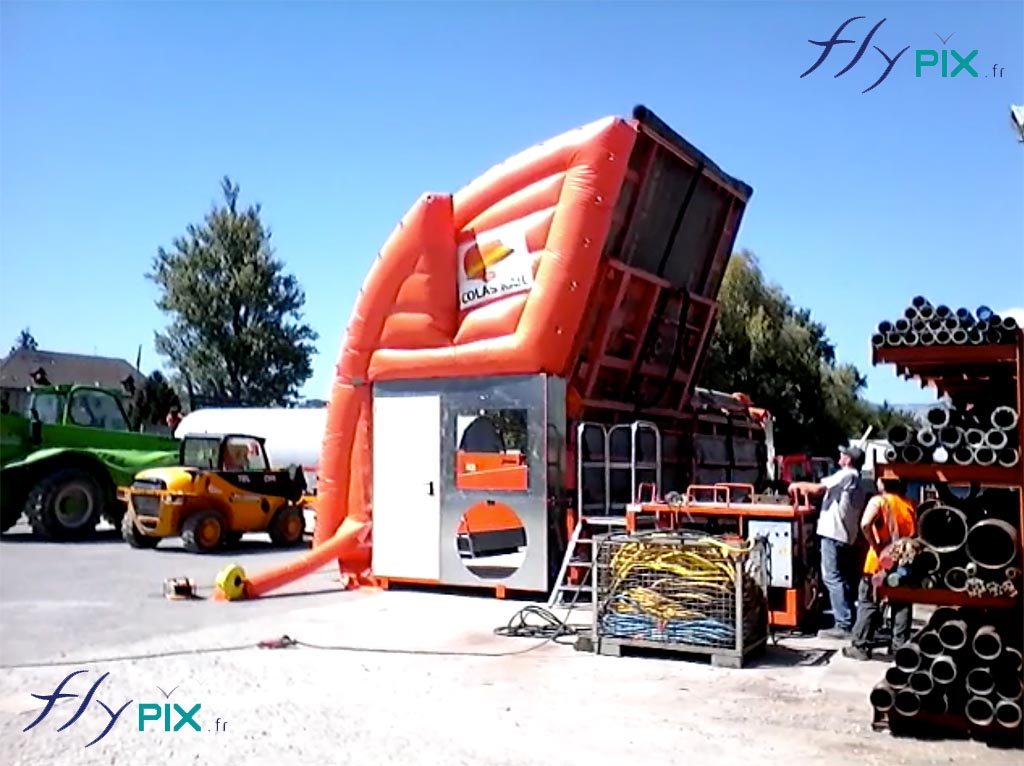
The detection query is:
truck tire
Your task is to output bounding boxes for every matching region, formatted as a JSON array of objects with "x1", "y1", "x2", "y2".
[
  {"x1": 24, "y1": 468, "x2": 103, "y2": 540},
  {"x1": 268, "y1": 506, "x2": 305, "y2": 547},
  {"x1": 181, "y1": 510, "x2": 226, "y2": 553},
  {"x1": 121, "y1": 511, "x2": 160, "y2": 549}
]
